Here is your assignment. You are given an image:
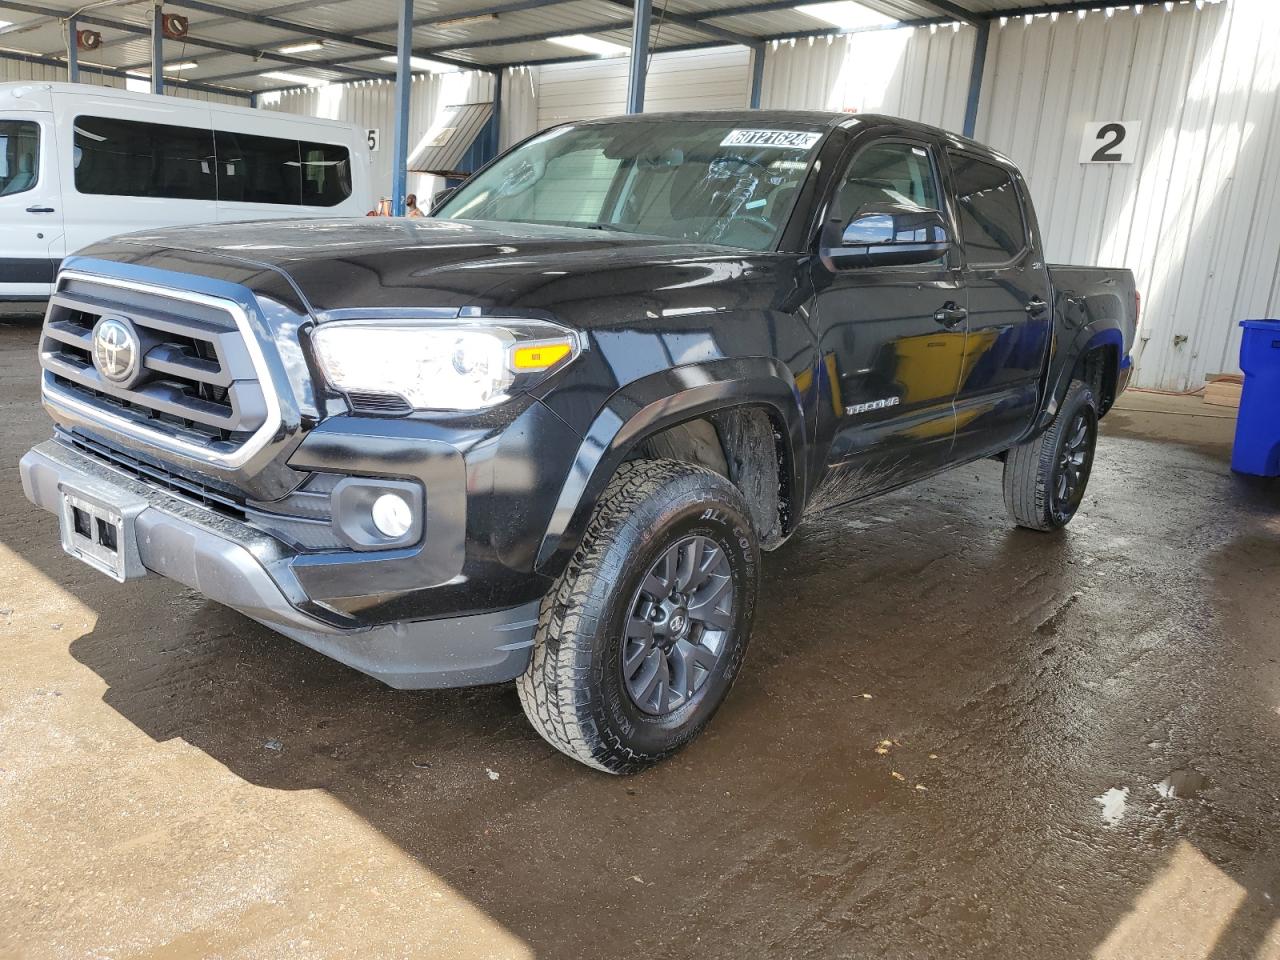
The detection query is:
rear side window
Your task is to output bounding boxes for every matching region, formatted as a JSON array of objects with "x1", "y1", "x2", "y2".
[
  {"x1": 948, "y1": 153, "x2": 1027, "y2": 264},
  {"x1": 214, "y1": 130, "x2": 301, "y2": 205},
  {"x1": 0, "y1": 119, "x2": 41, "y2": 196},
  {"x1": 71, "y1": 116, "x2": 351, "y2": 207},
  {"x1": 215, "y1": 131, "x2": 351, "y2": 208},
  {"x1": 74, "y1": 116, "x2": 216, "y2": 200},
  {"x1": 300, "y1": 141, "x2": 352, "y2": 207}
]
